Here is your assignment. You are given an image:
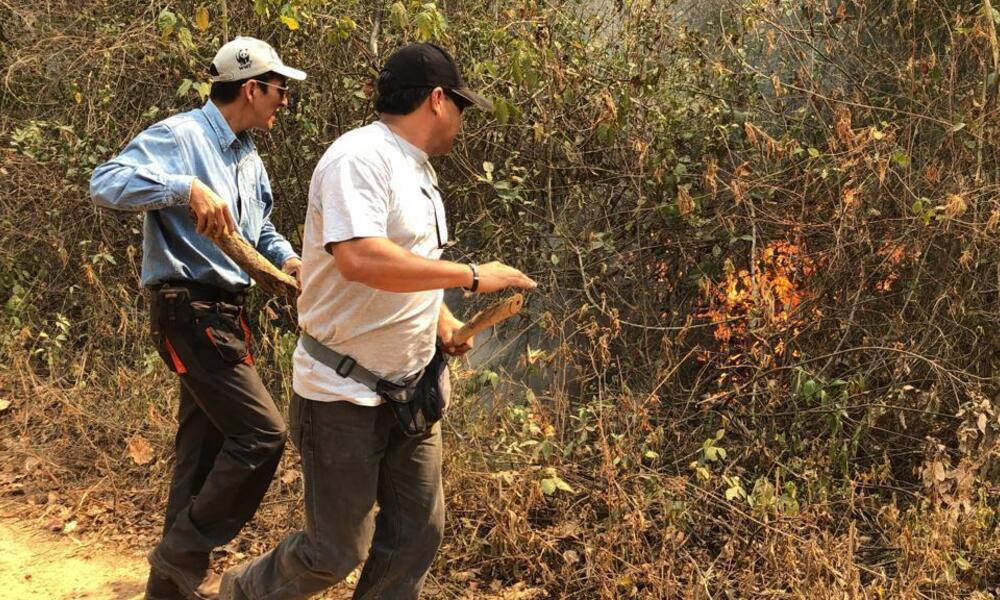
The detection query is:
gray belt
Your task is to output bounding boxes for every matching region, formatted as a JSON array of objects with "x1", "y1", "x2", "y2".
[{"x1": 299, "y1": 332, "x2": 381, "y2": 392}]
